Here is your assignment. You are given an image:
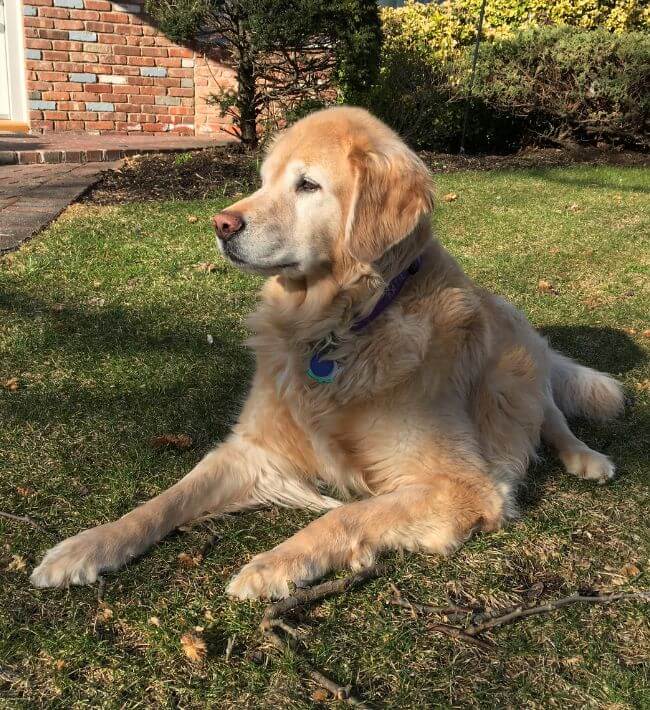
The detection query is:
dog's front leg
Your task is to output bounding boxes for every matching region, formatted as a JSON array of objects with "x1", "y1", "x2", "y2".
[
  {"x1": 31, "y1": 438, "x2": 265, "y2": 588},
  {"x1": 227, "y1": 475, "x2": 504, "y2": 600}
]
